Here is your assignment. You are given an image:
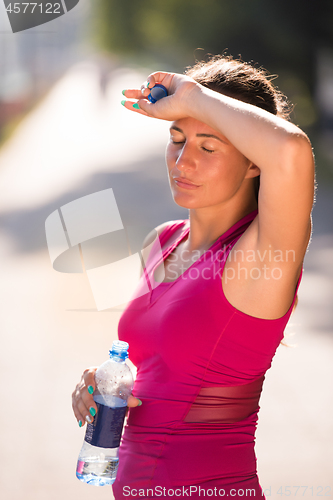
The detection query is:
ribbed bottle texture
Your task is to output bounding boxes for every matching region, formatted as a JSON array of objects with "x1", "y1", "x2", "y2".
[{"x1": 76, "y1": 341, "x2": 133, "y2": 486}]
